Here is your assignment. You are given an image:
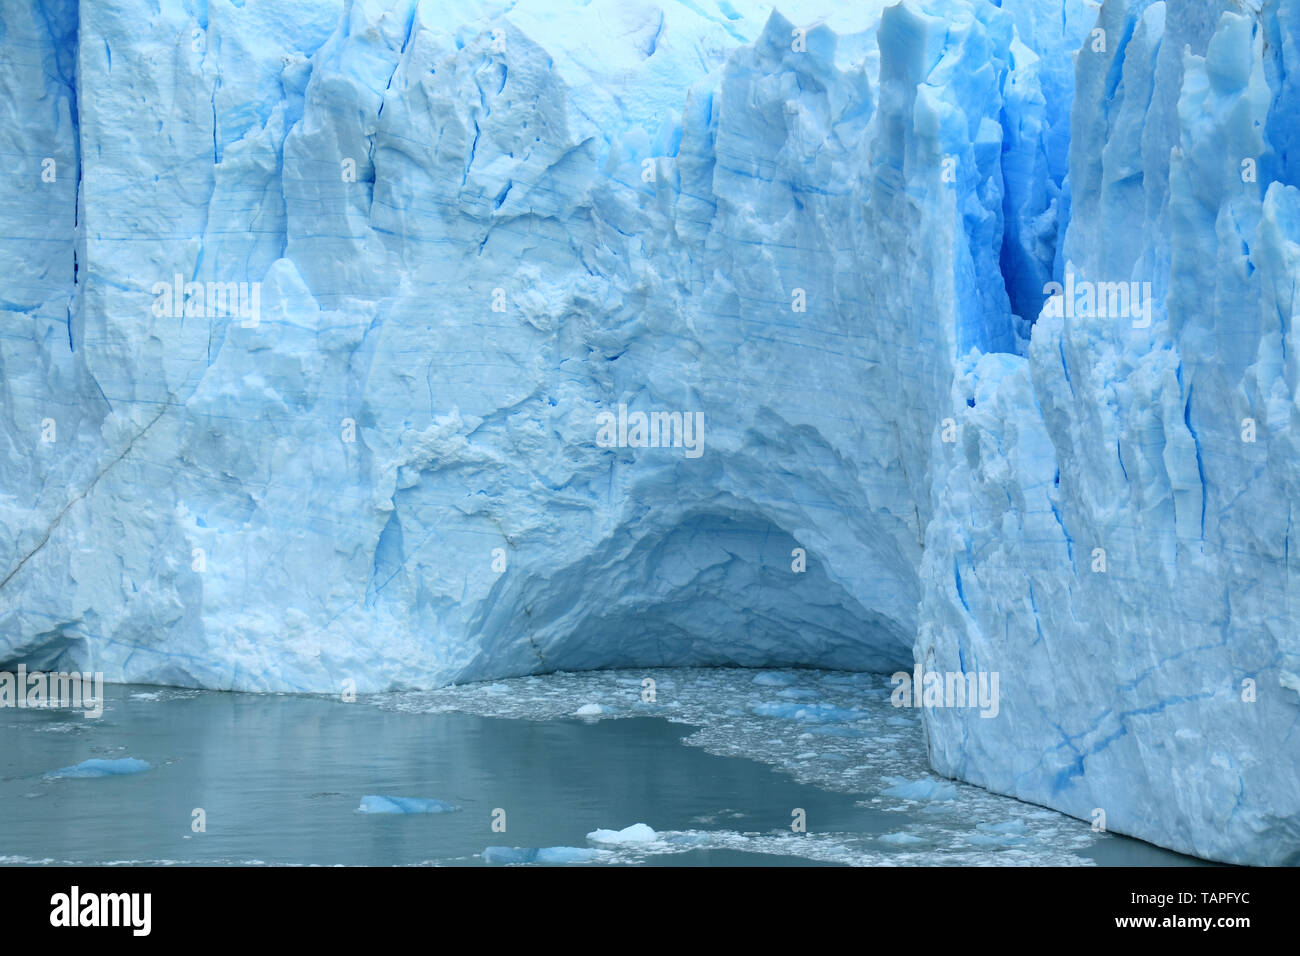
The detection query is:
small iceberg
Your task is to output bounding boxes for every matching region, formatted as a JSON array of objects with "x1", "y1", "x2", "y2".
[
  {"x1": 573, "y1": 703, "x2": 603, "y2": 716},
  {"x1": 45, "y1": 758, "x2": 152, "y2": 779},
  {"x1": 482, "y1": 846, "x2": 604, "y2": 865},
  {"x1": 356, "y1": 795, "x2": 460, "y2": 814},
  {"x1": 586, "y1": 823, "x2": 657, "y2": 844}
]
